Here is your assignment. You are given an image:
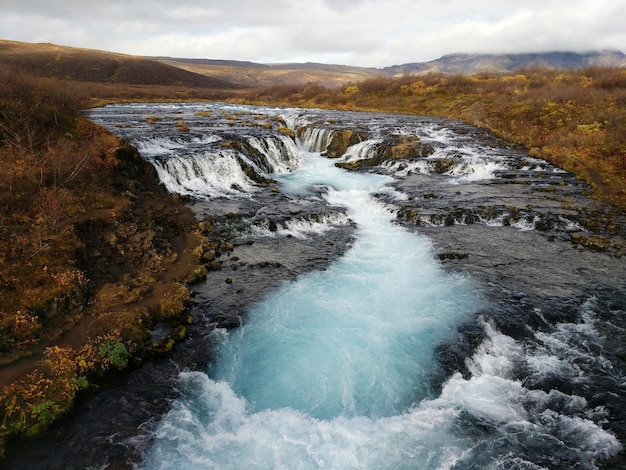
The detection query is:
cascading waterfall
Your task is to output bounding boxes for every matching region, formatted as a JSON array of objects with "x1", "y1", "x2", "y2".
[
  {"x1": 246, "y1": 134, "x2": 303, "y2": 173},
  {"x1": 150, "y1": 149, "x2": 255, "y2": 197},
  {"x1": 141, "y1": 148, "x2": 485, "y2": 469},
  {"x1": 297, "y1": 126, "x2": 333, "y2": 152},
  {"x1": 83, "y1": 103, "x2": 624, "y2": 470},
  {"x1": 135, "y1": 132, "x2": 305, "y2": 198}
]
